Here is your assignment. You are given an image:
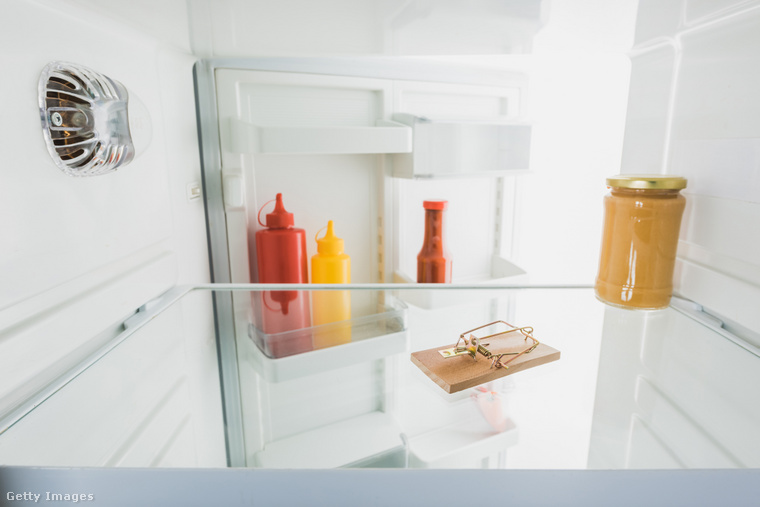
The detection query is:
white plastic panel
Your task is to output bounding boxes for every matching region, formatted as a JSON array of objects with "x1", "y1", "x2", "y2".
[
  {"x1": 408, "y1": 416, "x2": 517, "y2": 469},
  {"x1": 0, "y1": 1, "x2": 204, "y2": 318},
  {"x1": 529, "y1": 0, "x2": 637, "y2": 54},
  {"x1": 620, "y1": 44, "x2": 677, "y2": 174},
  {"x1": 0, "y1": 0, "x2": 223, "y2": 466},
  {"x1": 632, "y1": 378, "x2": 740, "y2": 468},
  {"x1": 589, "y1": 303, "x2": 760, "y2": 469},
  {"x1": 395, "y1": 79, "x2": 523, "y2": 120},
  {"x1": 0, "y1": 252, "x2": 176, "y2": 421},
  {"x1": 67, "y1": 0, "x2": 192, "y2": 52},
  {"x1": 671, "y1": 140, "x2": 760, "y2": 204},
  {"x1": 673, "y1": 12, "x2": 760, "y2": 141},
  {"x1": 670, "y1": 9, "x2": 760, "y2": 334},
  {"x1": 254, "y1": 412, "x2": 403, "y2": 468},
  {"x1": 0, "y1": 291, "x2": 224, "y2": 467},
  {"x1": 632, "y1": 0, "x2": 684, "y2": 46},
  {"x1": 684, "y1": 0, "x2": 760, "y2": 26},
  {"x1": 260, "y1": 360, "x2": 387, "y2": 449},
  {"x1": 621, "y1": 3, "x2": 760, "y2": 336},
  {"x1": 225, "y1": 118, "x2": 411, "y2": 154},
  {"x1": 188, "y1": 0, "x2": 546, "y2": 57},
  {"x1": 391, "y1": 115, "x2": 531, "y2": 178},
  {"x1": 640, "y1": 311, "x2": 760, "y2": 467},
  {"x1": 389, "y1": 0, "x2": 546, "y2": 55},
  {"x1": 626, "y1": 417, "x2": 683, "y2": 469}
]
